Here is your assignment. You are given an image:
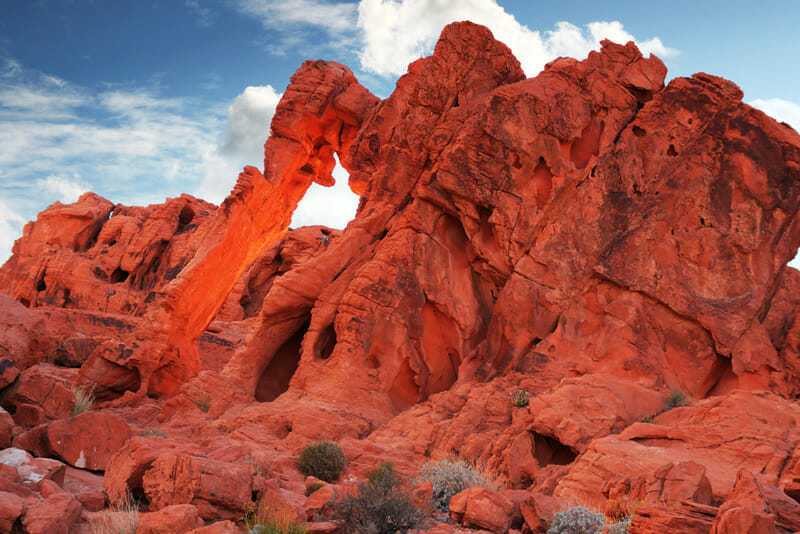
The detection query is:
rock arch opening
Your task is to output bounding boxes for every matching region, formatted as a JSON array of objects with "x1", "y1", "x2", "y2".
[
  {"x1": 290, "y1": 155, "x2": 359, "y2": 230},
  {"x1": 255, "y1": 319, "x2": 309, "y2": 402}
]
